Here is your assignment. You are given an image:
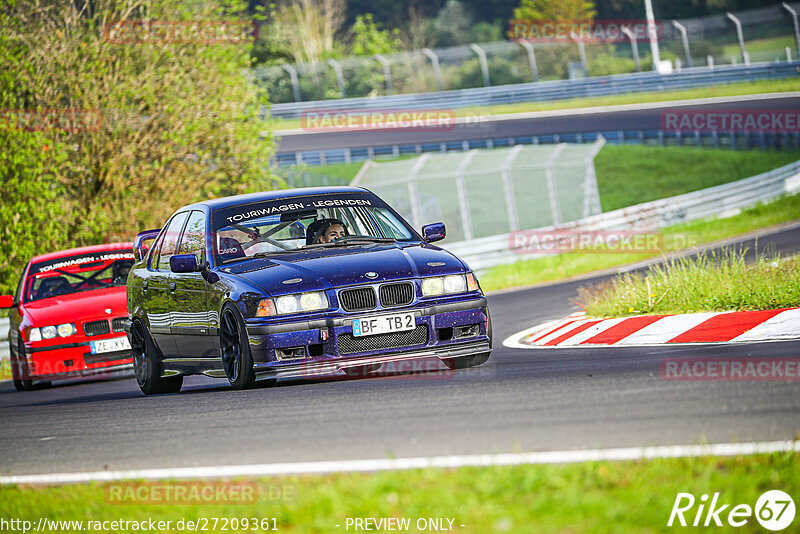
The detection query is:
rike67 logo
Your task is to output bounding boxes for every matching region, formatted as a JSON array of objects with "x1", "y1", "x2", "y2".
[{"x1": 668, "y1": 490, "x2": 795, "y2": 531}]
